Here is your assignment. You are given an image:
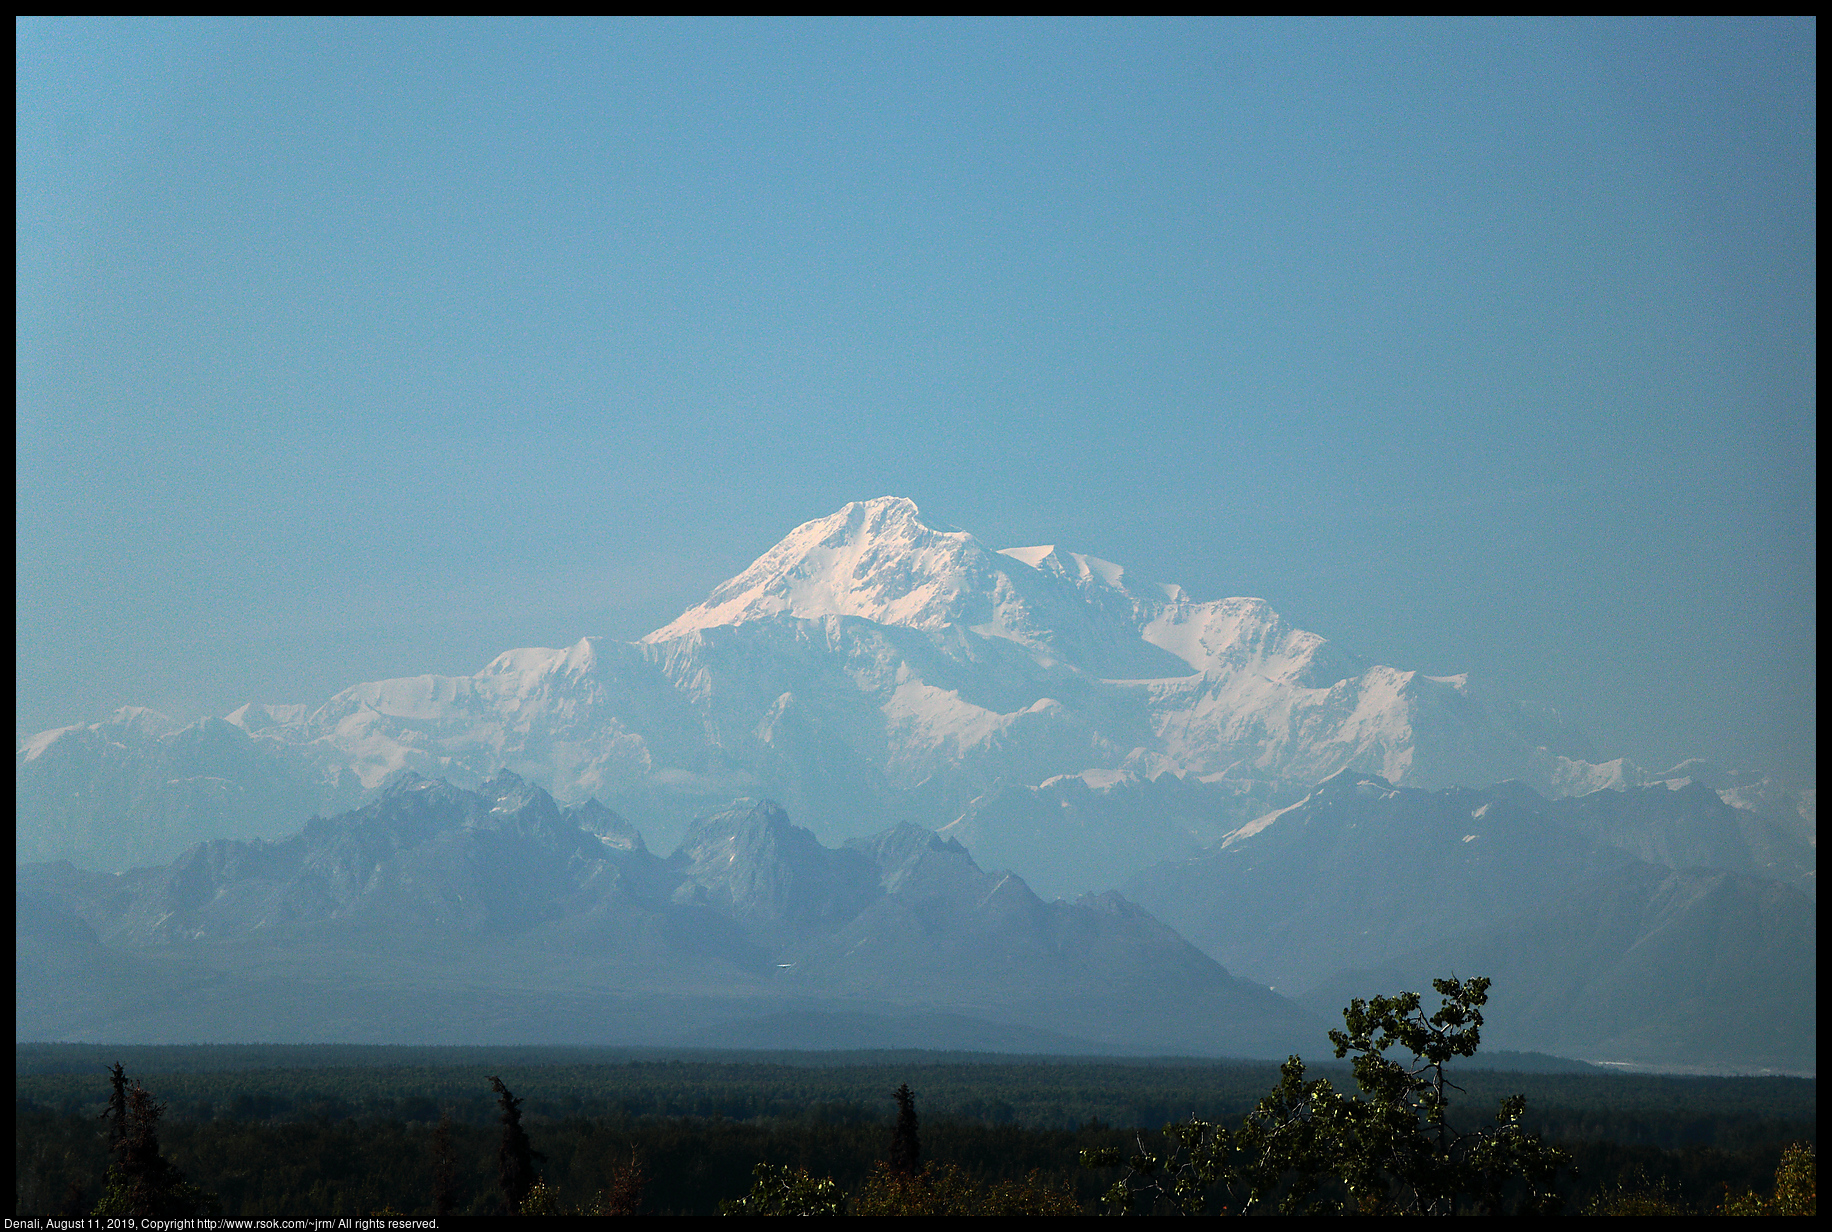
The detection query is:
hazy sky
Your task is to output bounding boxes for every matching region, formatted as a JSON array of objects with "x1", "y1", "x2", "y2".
[{"x1": 17, "y1": 18, "x2": 1816, "y2": 782}]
